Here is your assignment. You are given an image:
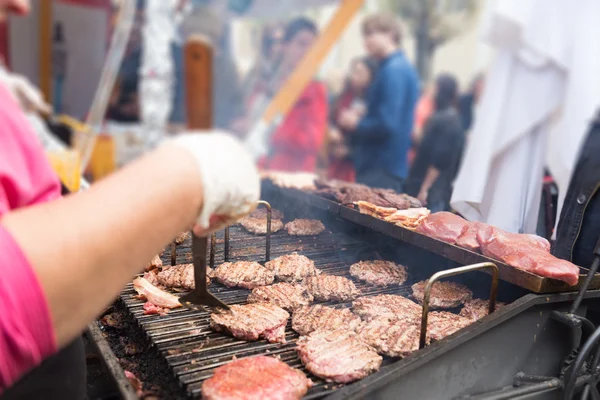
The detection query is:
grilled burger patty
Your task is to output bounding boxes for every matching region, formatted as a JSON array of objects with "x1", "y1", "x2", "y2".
[
  {"x1": 239, "y1": 217, "x2": 284, "y2": 235},
  {"x1": 202, "y1": 356, "x2": 311, "y2": 400},
  {"x1": 357, "y1": 316, "x2": 421, "y2": 358},
  {"x1": 296, "y1": 330, "x2": 382, "y2": 383},
  {"x1": 292, "y1": 304, "x2": 363, "y2": 335},
  {"x1": 459, "y1": 298, "x2": 505, "y2": 321},
  {"x1": 352, "y1": 294, "x2": 422, "y2": 321},
  {"x1": 247, "y1": 283, "x2": 313, "y2": 311},
  {"x1": 349, "y1": 260, "x2": 408, "y2": 286},
  {"x1": 426, "y1": 311, "x2": 472, "y2": 341},
  {"x1": 303, "y1": 274, "x2": 360, "y2": 302},
  {"x1": 285, "y1": 219, "x2": 326, "y2": 236},
  {"x1": 411, "y1": 280, "x2": 473, "y2": 309},
  {"x1": 174, "y1": 231, "x2": 191, "y2": 245},
  {"x1": 264, "y1": 253, "x2": 319, "y2": 282},
  {"x1": 210, "y1": 303, "x2": 290, "y2": 343},
  {"x1": 213, "y1": 261, "x2": 275, "y2": 289},
  {"x1": 249, "y1": 208, "x2": 285, "y2": 220}
]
